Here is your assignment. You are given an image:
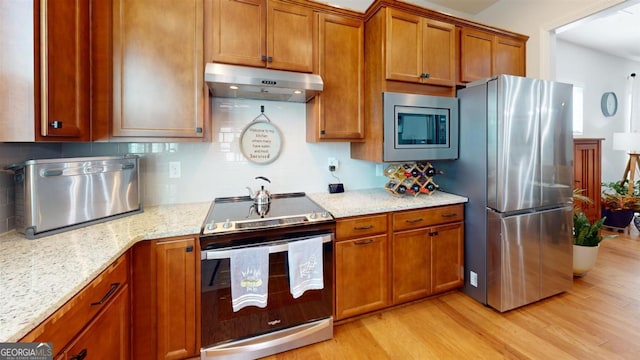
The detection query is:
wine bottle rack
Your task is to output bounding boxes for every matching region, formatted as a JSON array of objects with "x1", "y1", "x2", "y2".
[{"x1": 383, "y1": 162, "x2": 442, "y2": 197}]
